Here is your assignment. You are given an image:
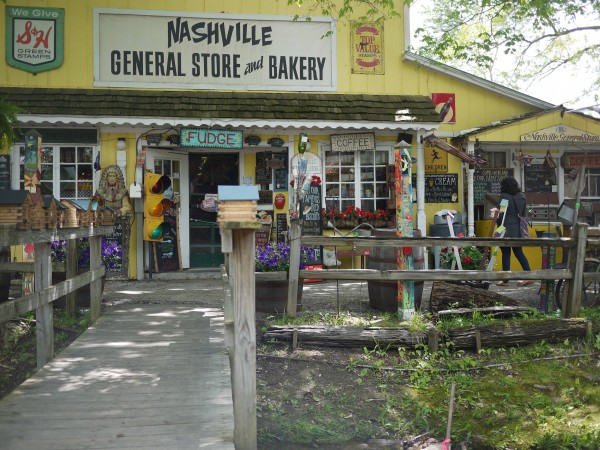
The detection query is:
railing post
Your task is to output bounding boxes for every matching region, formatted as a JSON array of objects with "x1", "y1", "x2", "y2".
[
  {"x1": 34, "y1": 241, "x2": 53, "y2": 369},
  {"x1": 563, "y1": 222, "x2": 588, "y2": 318},
  {"x1": 286, "y1": 219, "x2": 301, "y2": 317},
  {"x1": 65, "y1": 238, "x2": 78, "y2": 314},
  {"x1": 89, "y1": 234, "x2": 103, "y2": 323}
]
